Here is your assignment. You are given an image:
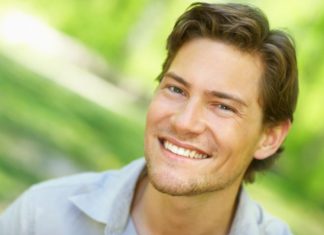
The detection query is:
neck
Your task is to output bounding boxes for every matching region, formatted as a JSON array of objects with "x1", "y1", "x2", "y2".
[{"x1": 131, "y1": 176, "x2": 241, "y2": 235}]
